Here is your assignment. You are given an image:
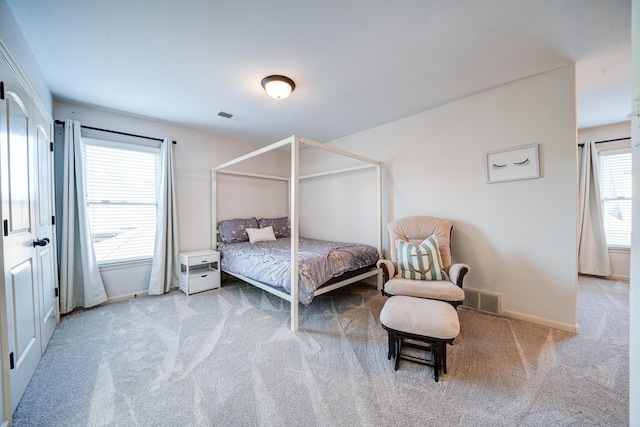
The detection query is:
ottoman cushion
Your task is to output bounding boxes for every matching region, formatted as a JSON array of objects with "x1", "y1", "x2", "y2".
[{"x1": 380, "y1": 296, "x2": 459, "y2": 339}]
